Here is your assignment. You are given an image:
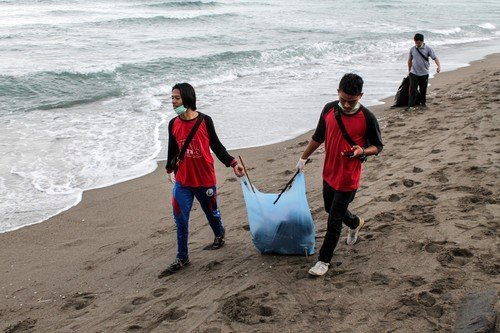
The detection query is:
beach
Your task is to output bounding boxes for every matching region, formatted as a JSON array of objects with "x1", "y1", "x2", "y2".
[{"x1": 1, "y1": 54, "x2": 499, "y2": 332}]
